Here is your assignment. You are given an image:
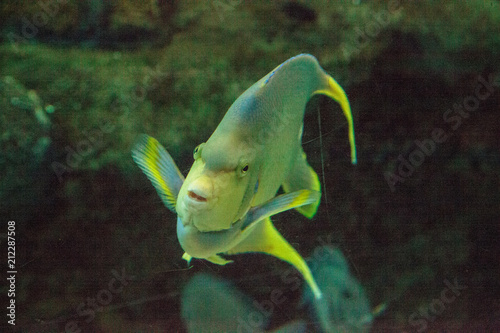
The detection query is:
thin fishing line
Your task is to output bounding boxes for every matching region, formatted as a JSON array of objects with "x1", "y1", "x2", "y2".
[
  {"x1": 317, "y1": 105, "x2": 329, "y2": 220},
  {"x1": 303, "y1": 122, "x2": 348, "y2": 145}
]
